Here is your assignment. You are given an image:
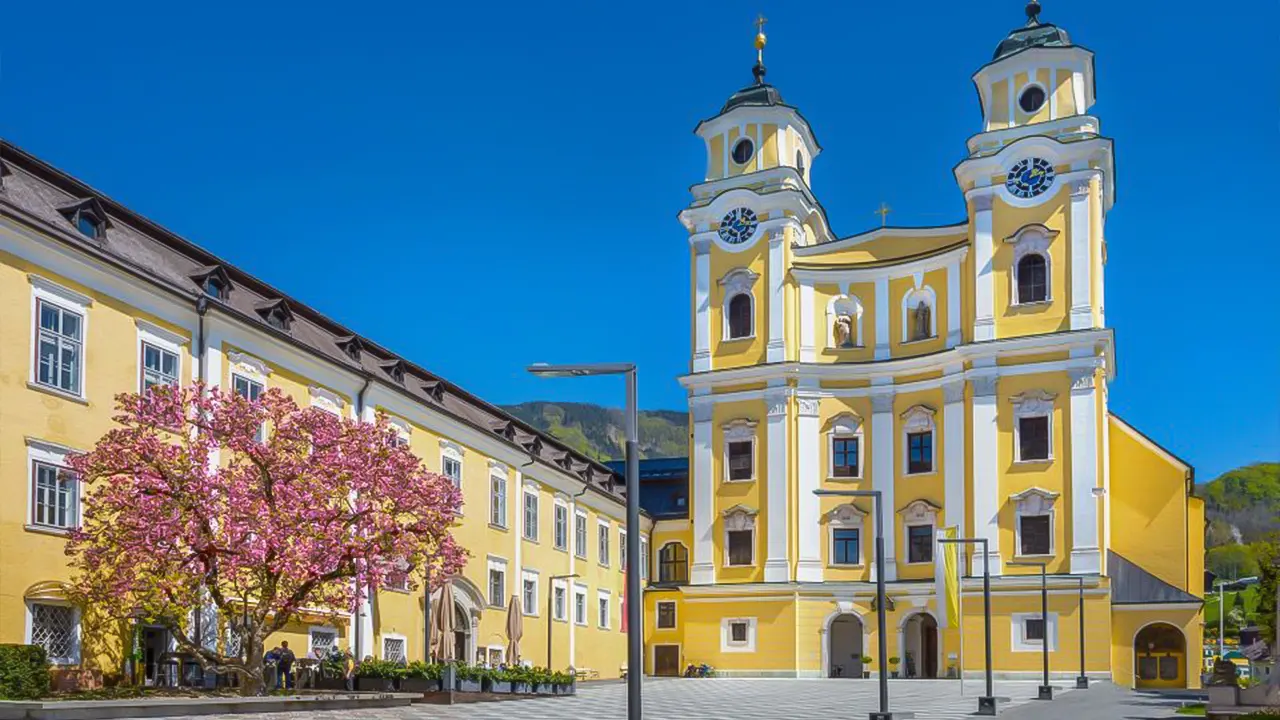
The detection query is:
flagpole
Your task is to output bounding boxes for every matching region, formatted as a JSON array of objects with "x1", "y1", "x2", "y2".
[{"x1": 958, "y1": 546, "x2": 965, "y2": 696}]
